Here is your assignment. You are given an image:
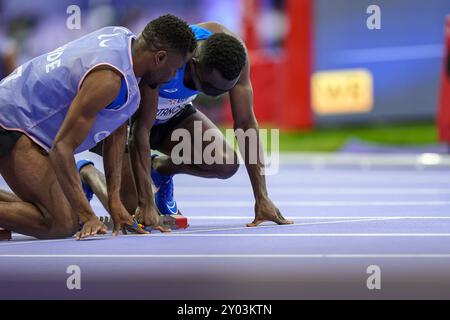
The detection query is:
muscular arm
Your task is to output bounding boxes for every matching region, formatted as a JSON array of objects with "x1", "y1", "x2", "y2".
[
  {"x1": 102, "y1": 122, "x2": 127, "y2": 211},
  {"x1": 230, "y1": 50, "x2": 291, "y2": 225},
  {"x1": 102, "y1": 120, "x2": 145, "y2": 235},
  {"x1": 229, "y1": 61, "x2": 269, "y2": 202},
  {"x1": 128, "y1": 82, "x2": 160, "y2": 226},
  {"x1": 103, "y1": 123, "x2": 127, "y2": 207},
  {"x1": 231, "y1": 53, "x2": 292, "y2": 225},
  {"x1": 49, "y1": 68, "x2": 122, "y2": 224},
  {"x1": 197, "y1": 22, "x2": 269, "y2": 199},
  {"x1": 200, "y1": 21, "x2": 292, "y2": 225}
]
